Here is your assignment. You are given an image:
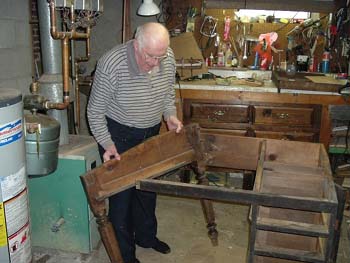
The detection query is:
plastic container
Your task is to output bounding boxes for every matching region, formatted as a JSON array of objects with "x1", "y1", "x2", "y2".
[{"x1": 322, "y1": 50, "x2": 330, "y2": 73}]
